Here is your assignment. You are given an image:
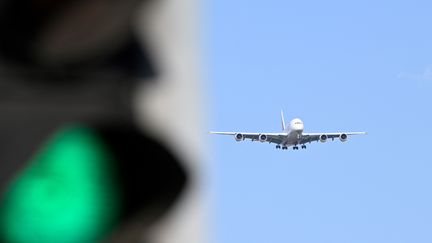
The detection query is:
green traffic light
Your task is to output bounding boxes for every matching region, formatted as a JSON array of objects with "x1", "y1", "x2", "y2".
[{"x1": 0, "y1": 125, "x2": 120, "y2": 243}]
